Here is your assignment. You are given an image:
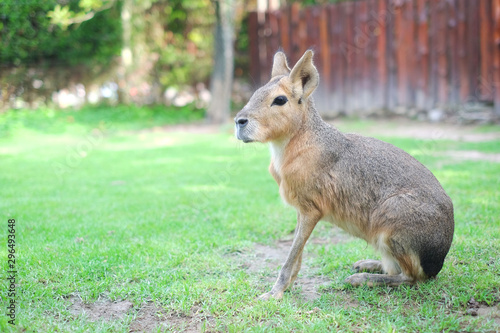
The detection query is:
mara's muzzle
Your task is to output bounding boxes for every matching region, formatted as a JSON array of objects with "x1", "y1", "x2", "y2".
[{"x1": 234, "y1": 117, "x2": 253, "y2": 143}]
